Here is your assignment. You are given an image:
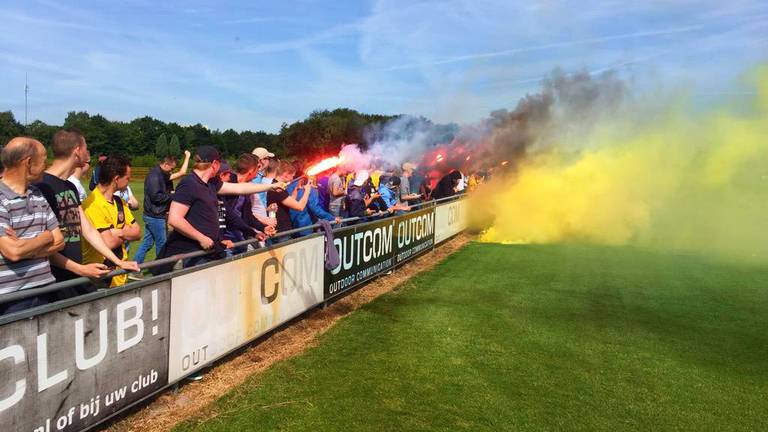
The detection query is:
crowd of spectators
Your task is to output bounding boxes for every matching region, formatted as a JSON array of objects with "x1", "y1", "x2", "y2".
[{"x1": 0, "y1": 130, "x2": 476, "y2": 316}]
